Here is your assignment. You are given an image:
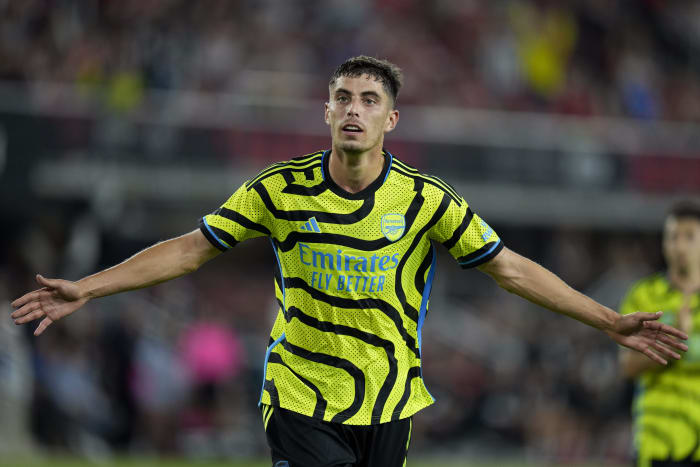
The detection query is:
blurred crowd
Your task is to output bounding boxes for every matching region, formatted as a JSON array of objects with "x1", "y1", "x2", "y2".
[{"x1": 1, "y1": 0, "x2": 700, "y2": 119}]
